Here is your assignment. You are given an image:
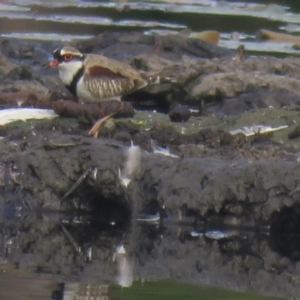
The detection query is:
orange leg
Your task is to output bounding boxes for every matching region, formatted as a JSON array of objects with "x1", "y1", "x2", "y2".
[{"x1": 88, "y1": 112, "x2": 116, "y2": 138}]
